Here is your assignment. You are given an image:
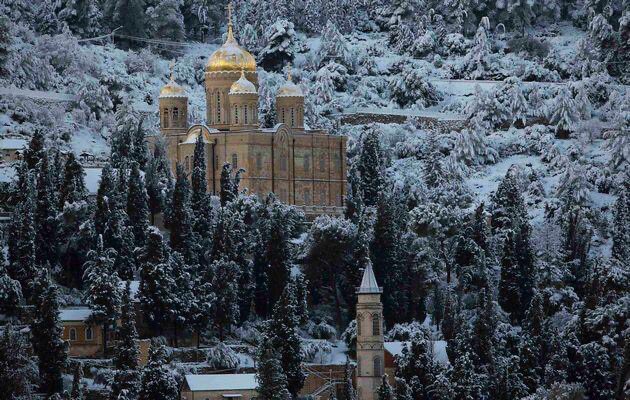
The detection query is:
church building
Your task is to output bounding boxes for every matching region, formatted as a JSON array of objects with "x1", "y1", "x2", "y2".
[{"x1": 155, "y1": 9, "x2": 347, "y2": 218}]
